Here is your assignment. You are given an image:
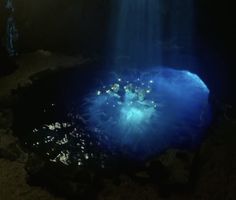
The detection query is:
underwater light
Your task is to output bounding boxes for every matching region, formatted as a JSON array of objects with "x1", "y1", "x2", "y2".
[
  {"x1": 120, "y1": 102, "x2": 156, "y2": 131},
  {"x1": 87, "y1": 73, "x2": 158, "y2": 137},
  {"x1": 122, "y1": 107, "x2": 144, "y2": 123},
  {"x1": 84, "y1": 67, "x2": 211, "y2": 159},
  {"x1": 22, "y1": 67, "x2": 211, "y2": 165}
]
